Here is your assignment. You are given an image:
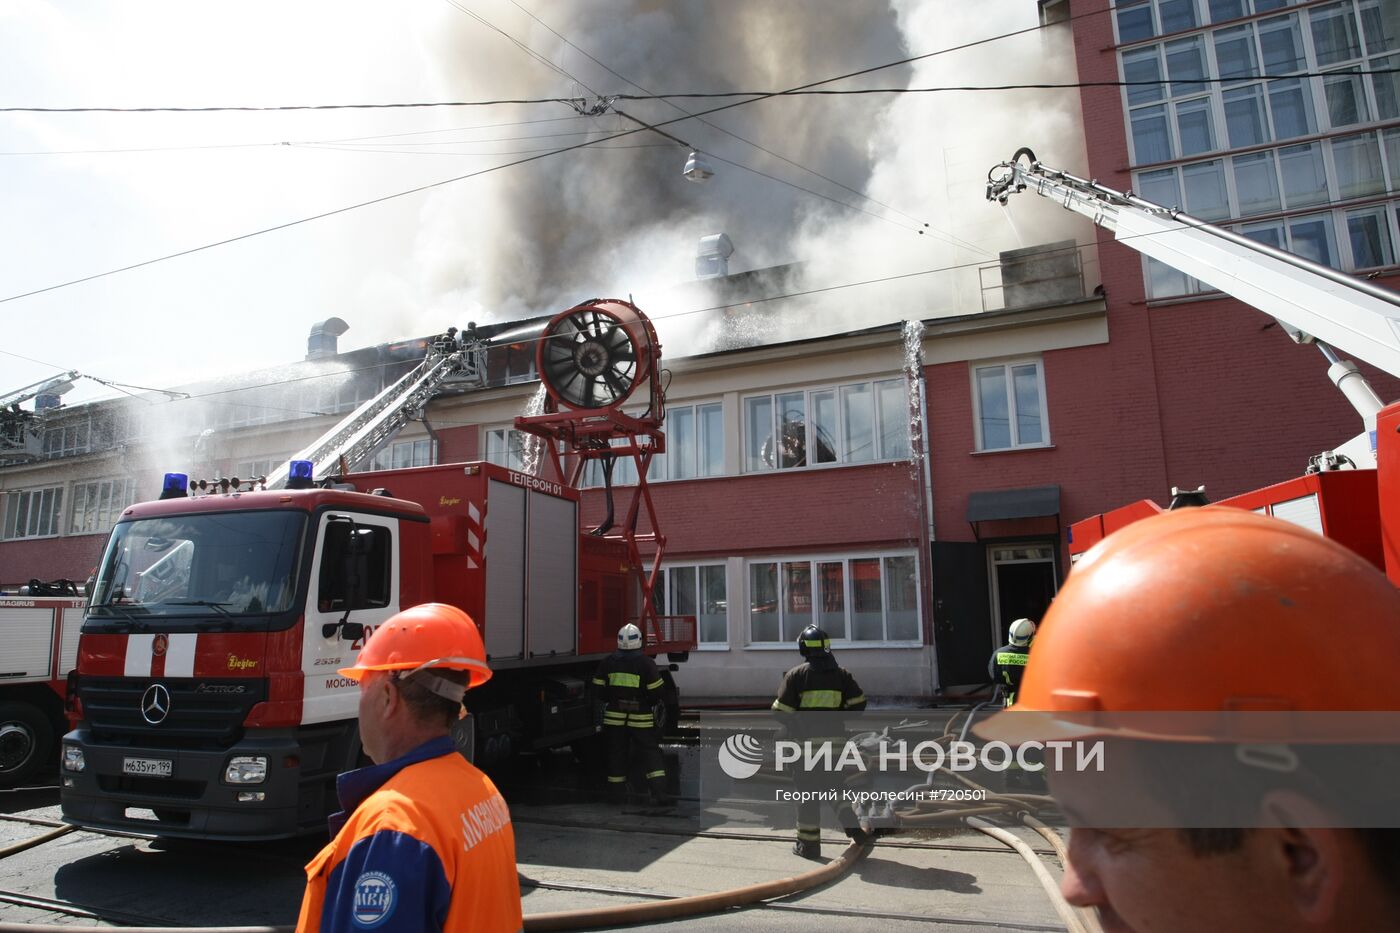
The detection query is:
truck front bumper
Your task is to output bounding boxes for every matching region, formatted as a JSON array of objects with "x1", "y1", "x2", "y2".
[{"x1": 59, "y1": 727, "x2": 314, "y2": 840}]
